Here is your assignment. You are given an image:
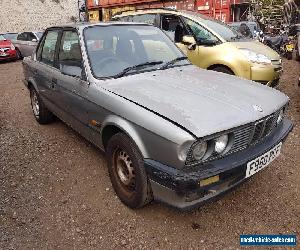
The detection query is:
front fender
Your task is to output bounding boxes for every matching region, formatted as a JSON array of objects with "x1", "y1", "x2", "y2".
[{"x1": 101, "y1": 115, "x2": 149, "y2": 158}]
